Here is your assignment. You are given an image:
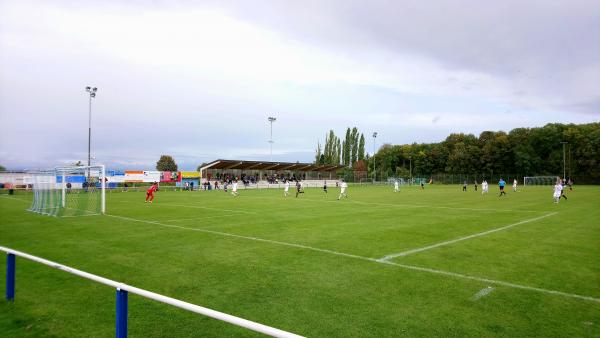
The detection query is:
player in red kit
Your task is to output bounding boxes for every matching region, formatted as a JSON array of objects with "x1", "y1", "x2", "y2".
[{"x1": 145, "y1": 182, "x2": 158, "y2": 203}]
